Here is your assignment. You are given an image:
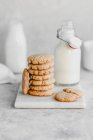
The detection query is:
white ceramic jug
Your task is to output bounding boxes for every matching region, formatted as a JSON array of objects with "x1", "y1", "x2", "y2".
[
  {"x1": 83, "y1": 41, "x2": 93, "y2": 71},
  {"x1": 5, "y1": 20, "x2": 27, "y2": 73}
]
